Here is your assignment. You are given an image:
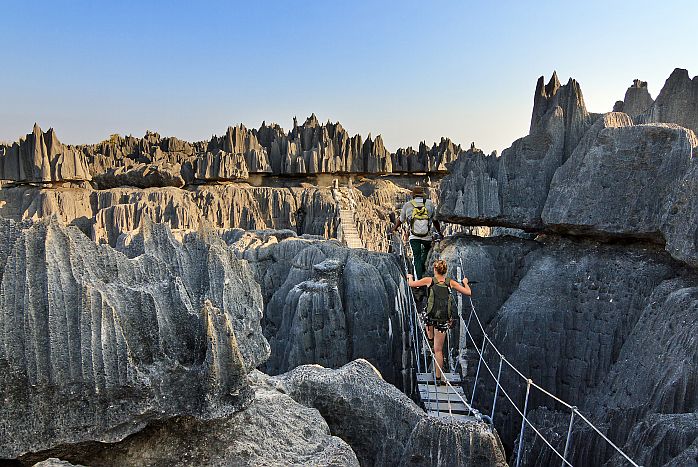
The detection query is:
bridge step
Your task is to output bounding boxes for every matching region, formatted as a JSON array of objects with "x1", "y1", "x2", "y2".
[
  {"x1": 419, "y1": 390, "x2": 467, "y2": 404},
  {"x1": 423, "y1": 400, "x2": 470, "y2": 413},
  {"x1": 417, "y1": 372, "x2": 461, "y2": 384},
  {"x1": 418, "y1": 383, "x2": 465, "y2": 394}
]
